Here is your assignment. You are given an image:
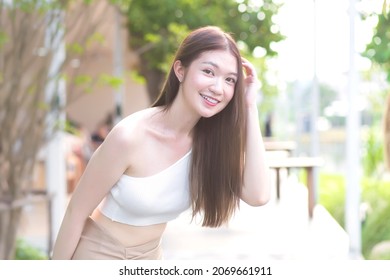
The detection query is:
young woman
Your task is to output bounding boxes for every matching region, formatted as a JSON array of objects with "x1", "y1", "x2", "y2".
[{"x1": 52, "y1": 26, "x2": 270, "y2": 260}]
